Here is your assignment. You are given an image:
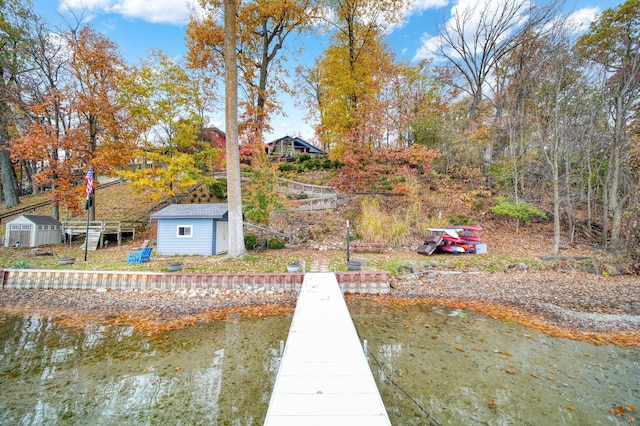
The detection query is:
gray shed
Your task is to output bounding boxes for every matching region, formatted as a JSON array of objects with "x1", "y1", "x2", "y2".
[
  {"x1": 150, "y1": 204, "x2": 229, "y2": 256},
  {"x1": 5, "y1": 215, "x2": 62, "y2": 247}
]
